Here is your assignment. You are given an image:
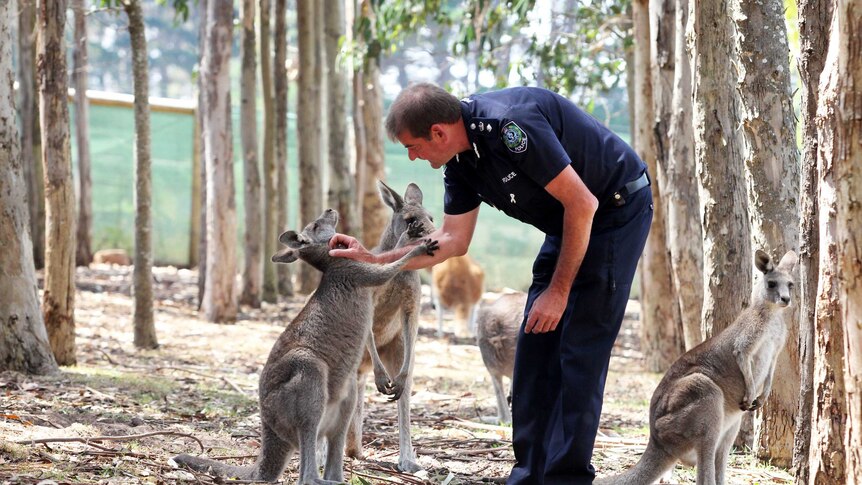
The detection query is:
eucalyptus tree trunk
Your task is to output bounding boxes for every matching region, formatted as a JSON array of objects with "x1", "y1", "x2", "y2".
[
  {"x1": 808, "y1": 15, "x2": 847, "y2": 482},
  {"x1": 352, "y1": 69, "x2": 367, "y2": 243},
  {"x1": 239, "y1": 0, "x2": 263, "y2": 308},
  {"x1": 18, "y1": 0, "x2": 44, "y2": 270},
  {"x1": 124, "y1": 0, "x2": 157, "y2": 349},
  {"x1": 195, "y1": 0, "x2": 208, "y2": 309},
  {"x1": 297, "y1": 0, "x2": 323, "y2": 294},
  {"x1": 691, "y1": 0, "x2": 751, "y2": 339},
  {"x1": 38, "y1": 0, "x2": 77, "y2": 366},
  {"x1": 731, "y1": 0, "x2": 800, "y2": 465},
  {"x1": 792, "y1": 0, "x2": 832, "y2": 479},
  {"x1": 325, "y1": 0, "x2": 357, "y2": 236},
  {"x1": 259, "y1": 0, "x2": 278, "y2": 303},
  {"x1": 834, "y1": 3, "x2": 862, "y2": 478},
  {"x1": 663, "y1": 0, "x2": 702, "y2": 350},
  {"x1": 360, "y1": 57, "x2": 389, "y2": 248},
  {"x1": 274, "y1": 0, "x2": 294, "y2": 296},
  {"x1": 635, "y1": 0, "x2": 683, "y2": 372},
  {"x1": 201, "y1": 0, "x2": 238, "y2": 323},
  {"x1": 72, "y1": 0, "x2": 92, "y2": 267},
  {"x1": 0, "y1": 0, "x2": 58, "y2": 375}
]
